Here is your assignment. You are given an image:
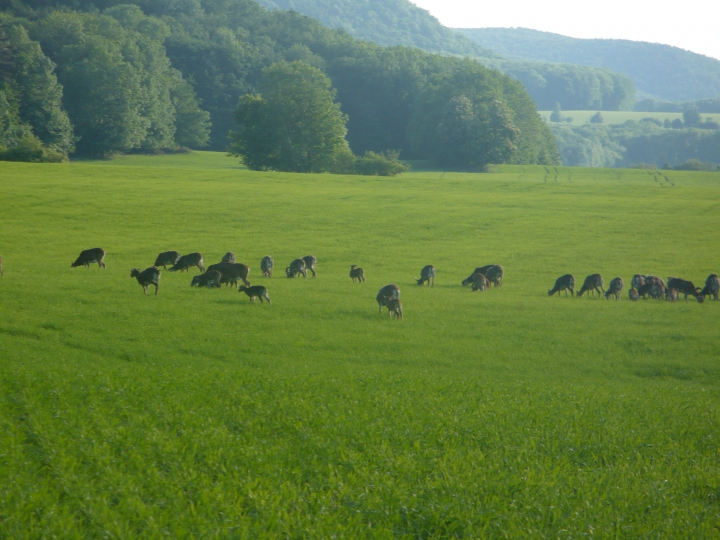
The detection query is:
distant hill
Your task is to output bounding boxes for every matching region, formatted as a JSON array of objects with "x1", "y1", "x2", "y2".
[
  {"x1": 457, "y1": 28, "x2": 720, "y2": 102},
  {"x1": 253, "y1": 0, "x2": 501, "y2": 61}
]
